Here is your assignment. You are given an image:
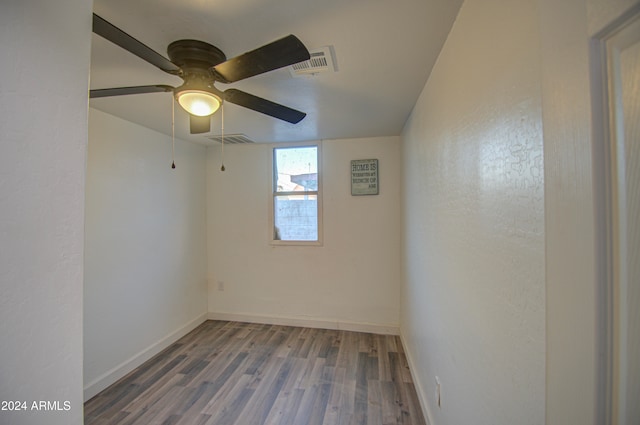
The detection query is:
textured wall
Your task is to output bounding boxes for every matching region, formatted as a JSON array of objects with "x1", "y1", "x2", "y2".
[
  {"x1": 0, "y1": 1, "x2": 91, "y2": 424},
  {"x1": 542, "y1": 1, "x2": 640, "y2": 424},
  {"x1": 588, "y1": 0, "x2": 640, "y2": 32},
  {"x1": 400, "y1": 0, "x2": 545, "y2": 424},
  {"x1": 84, "y1": 109, "x2": 208, "y2": 399},
  {"x1": 207, "y1": 137, "x2": 401, "y2": 331}
]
